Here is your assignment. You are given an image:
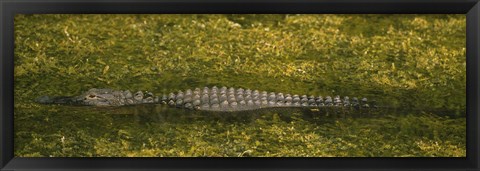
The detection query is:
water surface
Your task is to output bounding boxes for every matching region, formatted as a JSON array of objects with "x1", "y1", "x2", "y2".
[{"x1": 13, "y1": 14, "x2": 466, "y2": 157}]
